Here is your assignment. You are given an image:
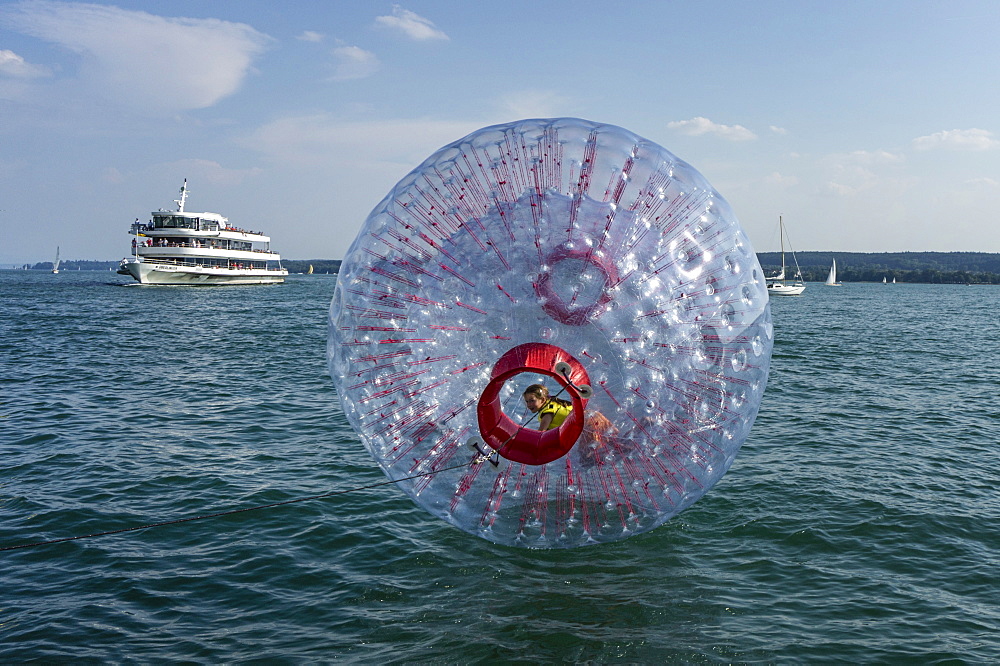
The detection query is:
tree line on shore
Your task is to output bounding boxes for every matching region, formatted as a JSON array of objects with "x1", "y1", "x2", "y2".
[
  {"x1": 283, "y1": 260, "x2": 342, "y2": 274},
  {"x1": 757, "y1": 251, "x2": 1000, "y2": 284},
  {"x1": 19, "y1": 259, "x2": 117, "y2": 271},
  {"x1": 21, "y1": 252, "x2": 1000, "y2": 284}
]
